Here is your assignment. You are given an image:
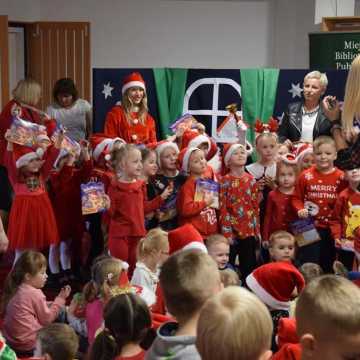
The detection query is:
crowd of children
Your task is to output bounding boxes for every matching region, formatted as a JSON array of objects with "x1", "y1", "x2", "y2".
[{"x1": 1, "y1": 70, "x2": 360, "y2": 360}]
